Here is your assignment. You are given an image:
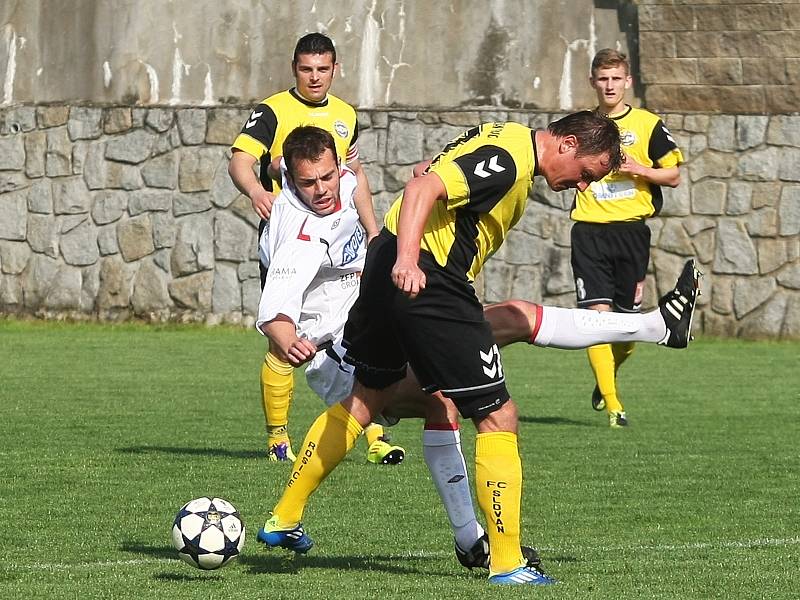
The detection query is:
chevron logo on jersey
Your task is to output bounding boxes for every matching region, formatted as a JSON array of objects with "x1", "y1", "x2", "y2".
[
  {"x1": 245, "y1": 111, "x2": 262, "y2": 128},
  {"x1": 480, "y1": 344, "x2": 503, "y2": 379},
  {"x1": 473, "y1": 155, "x2": 506, "y2": 178}
]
